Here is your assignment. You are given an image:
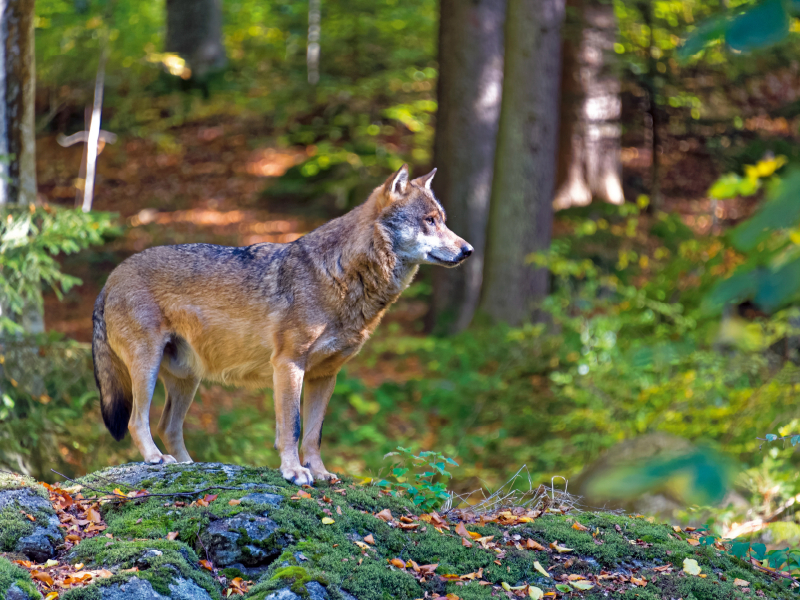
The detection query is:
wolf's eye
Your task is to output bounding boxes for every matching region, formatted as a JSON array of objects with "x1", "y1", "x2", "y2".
[{"x1": 426, "y1": 217, "x2": 436, "y2": 226}]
